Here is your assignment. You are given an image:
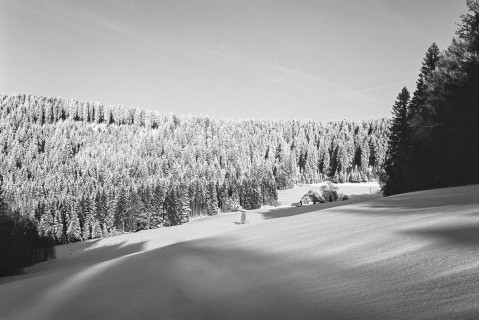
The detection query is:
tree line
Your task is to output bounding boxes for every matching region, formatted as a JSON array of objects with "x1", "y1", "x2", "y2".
[
  {"x1": 383, "y1": 0, "x2": 479, "y2": 196},
  {"x1": 0, "y1": 185, "x2": 55, "y2": 276},
  {"x1": 0, "y1": 93, "x2": 388, "y2": 244}
]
